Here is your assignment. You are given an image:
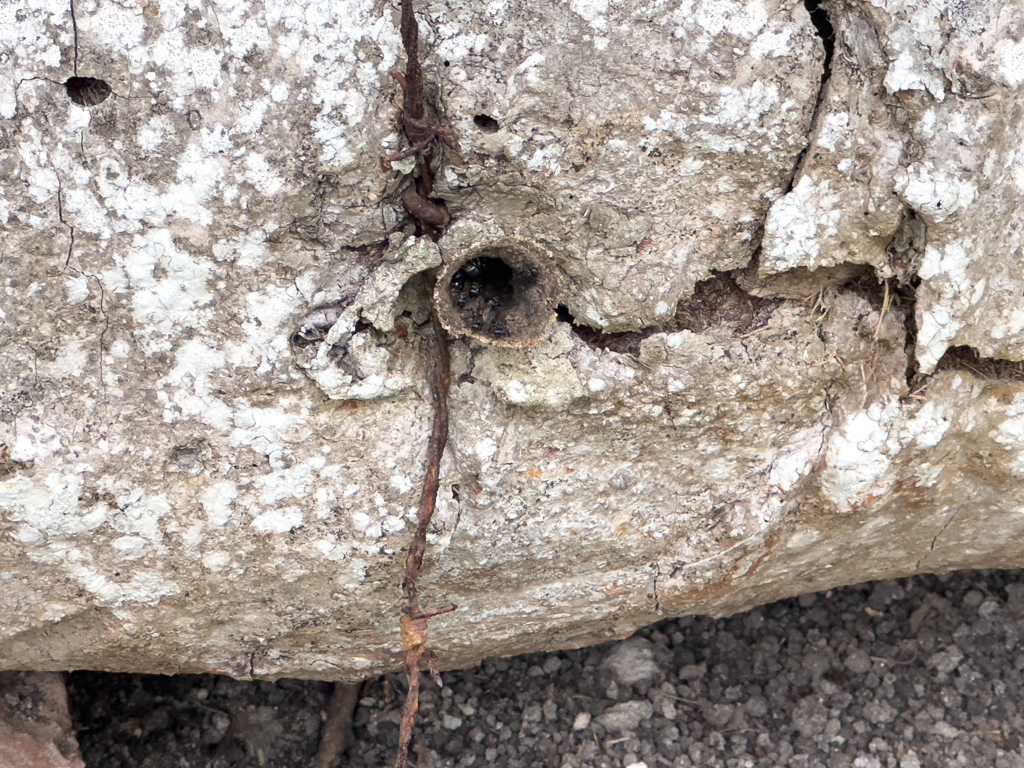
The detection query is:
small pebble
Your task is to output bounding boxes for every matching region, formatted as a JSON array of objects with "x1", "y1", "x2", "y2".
[
  {"x1": 926, "y1": 646, "x2": 964, "y2": 675},
  {"x1": 844, "y1": 649, "x2": 872, "y2": 674},
  {"x1": 678, "y1": 662, "x2": 706, "y2": 680},
  {"x1": 602, "y1": 637, "x2": 659, "y2": 686},
  {"x1": 961, "y1": 589, "x2": 984, "y2": 608},
  {"x1": 521, "y1": 704, "x2": 542, "y2": 724},
  {"x1": 572, "y1": 712, "x2": 591, "y2": 731},
  {"x1": 542, "y1": 700, "x2": 557, "y2": 721},
  {"x1": 595, "y1": 701, "x2": 654, "y2": 733},
  {"x1": 542, "y1": 656, "x2": 562, "y2": 674}
]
